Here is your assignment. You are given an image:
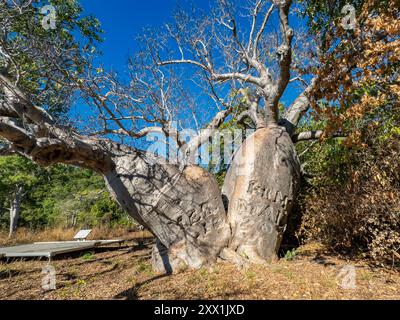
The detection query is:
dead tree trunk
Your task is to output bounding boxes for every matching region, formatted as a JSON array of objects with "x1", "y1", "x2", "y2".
[{"x1": 9, "y1": 185, "x2": 23, "y2": 237}]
